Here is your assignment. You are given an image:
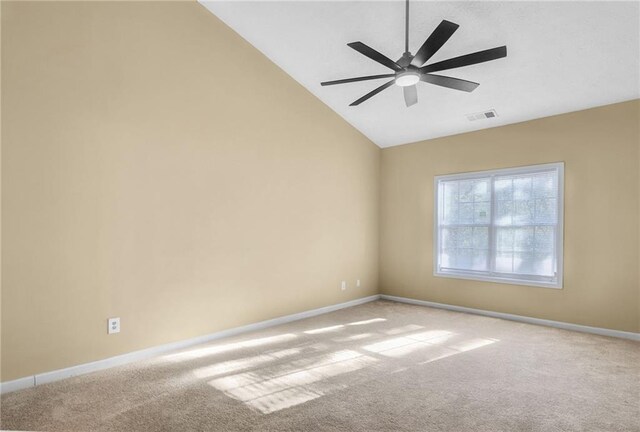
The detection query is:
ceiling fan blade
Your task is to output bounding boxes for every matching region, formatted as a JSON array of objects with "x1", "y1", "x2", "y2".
[
  {"x1": 321, "y1": 73, "x2": 396, "y2": 86},
  {"x1": 419, "y1": 46, "x2": 507, "y2": 73},
  {"x1": 403, "y1": 85, "x2": 418, "y2": 107},
  {"x1": 347, "y1": 42, "x2": 403, "y2": 71},
  {"x1": 410, "y1": 20, "x2": 459, "y2": 67},
  {"x1": 420, "y1": 74, "x2": 479, "y2": 92},
  {"x1": 350, "y1": 80, "x2": 396, "y2": 106}
]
